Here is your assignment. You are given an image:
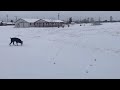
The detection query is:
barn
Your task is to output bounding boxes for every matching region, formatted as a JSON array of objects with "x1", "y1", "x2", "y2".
[
  {"x1": 40, "y1": 19, "x2": 64, "y2": 27},
  {"x1": 15, "y1": 18, "x2": 64, "y2": 28},
  {"x1": 15, "y1": 18, "x2": 40, "y2": 28}
]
